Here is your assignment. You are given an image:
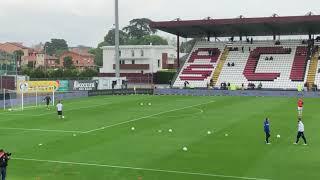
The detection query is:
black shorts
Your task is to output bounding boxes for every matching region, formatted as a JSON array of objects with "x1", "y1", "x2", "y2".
[
  {"x1": 46, "y1": 102, "x2": 50, "y2": 106},
  {"x1": 57, "y1": 111, "x2": 62, "y2": 115}
]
